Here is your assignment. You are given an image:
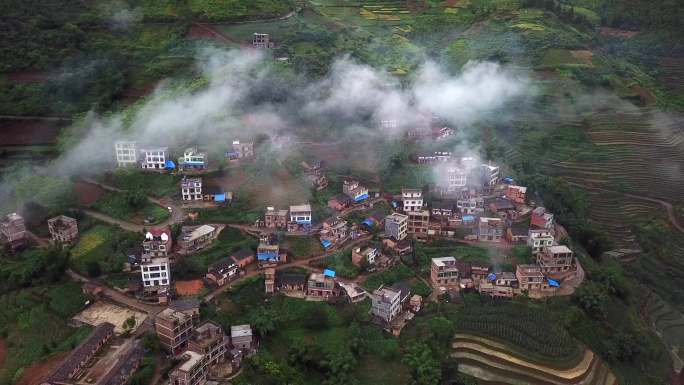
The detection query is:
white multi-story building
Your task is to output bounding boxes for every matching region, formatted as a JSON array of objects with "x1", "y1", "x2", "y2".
[
  {"x1": 181, "y1": 177, "x2": 202, "y2": 201},
  {"x1": 528, "y1": 229, "x2": 555, "y2": 253},
  {"x1": 481, "y1": 163, "x2": 500, "y2": 186},
  {"x1": 114, "y1": 141, "x2": 137, "y2": 167},
  {"x1": 178, "y1": 147, "x2": 207, "y2": 170},
  {"x1": 401, "y1": 188, "x2": 423, "y2": 212},
  {"x1": 385, "y1": 213, "x2": 408, "y2": 241},
  {"x1": 140, "y1": 147, "x2": 168, "y2": 170},
  {"x1": 446, "y1": 165, "x2": 468, "y2": 191},
  {"x1": 141, "y1": 257, "x2": 170, "y2": 290},
  {"x1": 371, "y1": 285, "x2": 402, "y2": 324},
  {"x1": 289, "y1": 204, "x2": 312, "y2": 225}
]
